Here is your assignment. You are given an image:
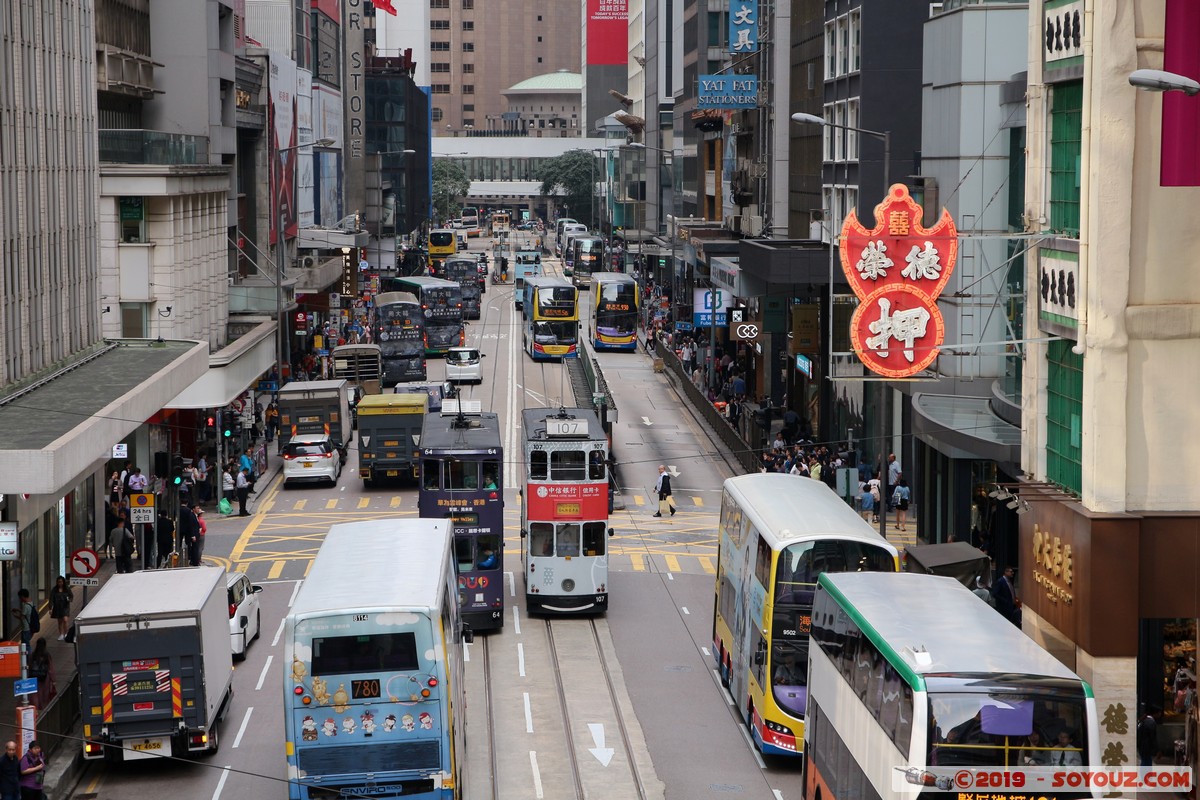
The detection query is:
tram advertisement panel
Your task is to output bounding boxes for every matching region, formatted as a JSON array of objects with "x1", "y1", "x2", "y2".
[{"x1": 526, "y1": 483, "x2": 607, "y2": 519}]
